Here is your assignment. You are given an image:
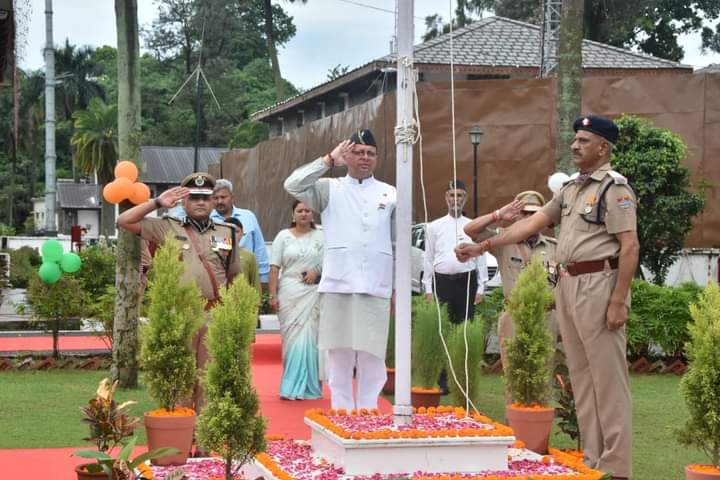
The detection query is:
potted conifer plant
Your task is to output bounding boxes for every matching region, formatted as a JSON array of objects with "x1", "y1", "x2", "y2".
[
  {"x1": 140, "y1": 239, "x2": 205, "y2": 466},
  {"x1": 196, "y1": 278, "x2": 266, "y2": 480},
  {"x1": 504, "y1": 256, "x2": 555, "y2": 454},
  {"x1": 676, "y1": 282, "x2": 720, "y2": 480},
  {"x1": 411, "y1": 298, "x2": 450, "y2": 407},
  {"x1": 445, "y1": 316, "x2": 487, "y2": 408}
]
